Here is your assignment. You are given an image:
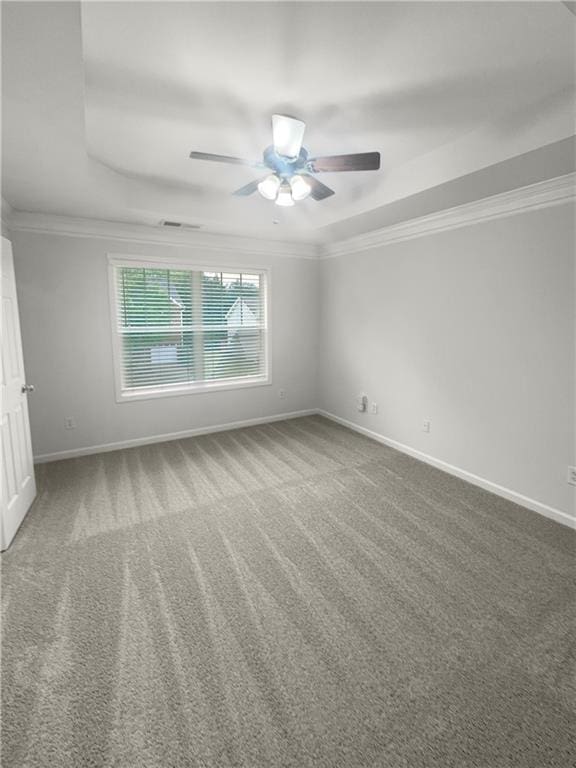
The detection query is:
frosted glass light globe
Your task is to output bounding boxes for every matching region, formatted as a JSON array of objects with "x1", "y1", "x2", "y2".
[
  {"x1": 290, "y1": 175, "x2": 311, "y2": 201},
  {"x1": 275, "y1": 182, "x2": 294, "y2": 207},
  {"x1": 258, "y1": 174, "x2": 281, "y2": 201}
]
